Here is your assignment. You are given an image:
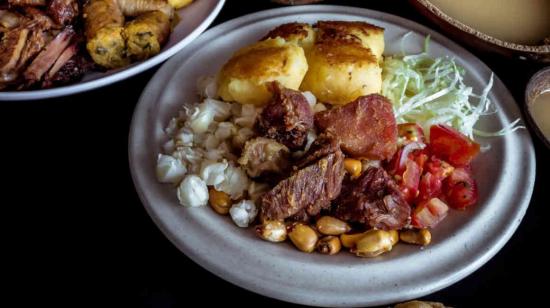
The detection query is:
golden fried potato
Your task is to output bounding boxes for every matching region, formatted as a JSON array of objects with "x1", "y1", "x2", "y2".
[
  {"x1": 168, "y1": 0, "x2": 193, "y2": 9},
  {"x1": 316, "y1": 21, "x2": 384, "y2": 62},
  {"x1": 124, "y1": 11, "x2": 170, "y2": 60},
  {"x1": 262, "y1": 22, "x2": 315, "y2": 52},
  {"x1": 300, "y1": 41, "x2": 382, "y2": 105},
  {"x1": 217, "y1": 38, "x2": 308, "y2": 106}
]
